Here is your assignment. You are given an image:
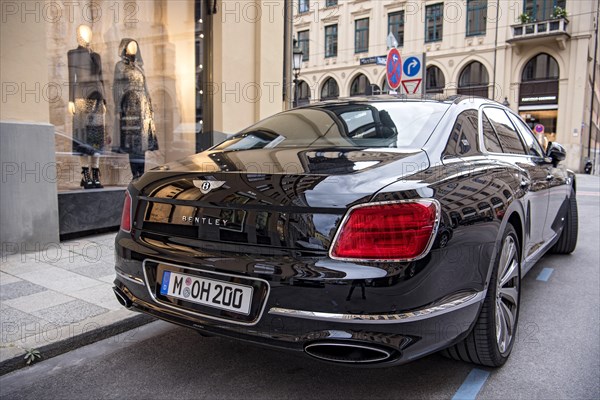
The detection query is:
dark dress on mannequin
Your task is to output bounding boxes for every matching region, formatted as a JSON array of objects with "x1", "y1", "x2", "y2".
[
  {"x1": 113, "y1": 39, "x2": 158, "y2": 179},
  {"x1": 67, "y1": 45, "x2": 106, "y2": 155}
]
